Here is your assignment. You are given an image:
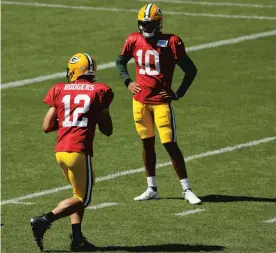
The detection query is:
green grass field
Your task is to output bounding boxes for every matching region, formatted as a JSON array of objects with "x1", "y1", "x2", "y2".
[{"x1": 1, "y1": 0, "x2": 276, "y2": 252}]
